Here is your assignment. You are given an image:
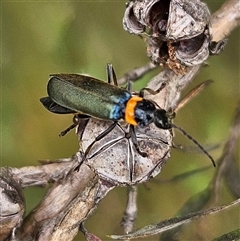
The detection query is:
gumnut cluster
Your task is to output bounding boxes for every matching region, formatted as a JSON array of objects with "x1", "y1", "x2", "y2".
[{"x1": 123, "y1": 0, "x2": 222, "y2": 74}]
